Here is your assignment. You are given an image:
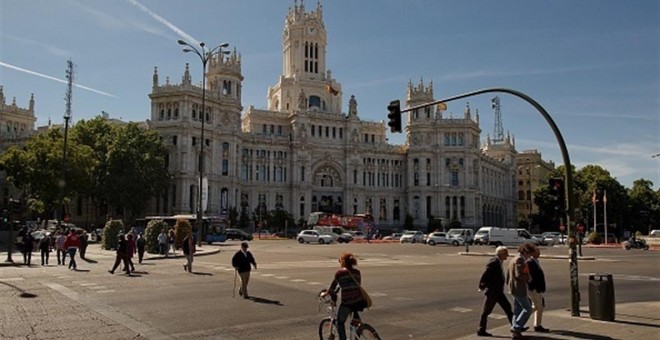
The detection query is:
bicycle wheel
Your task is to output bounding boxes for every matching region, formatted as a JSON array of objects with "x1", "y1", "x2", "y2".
[
  {"x1": 319, "y1": 317, "x2": 337, "y2": 340},
  {"x1": 356, "y1": 323, "x2": 382, "y2": 340}
]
